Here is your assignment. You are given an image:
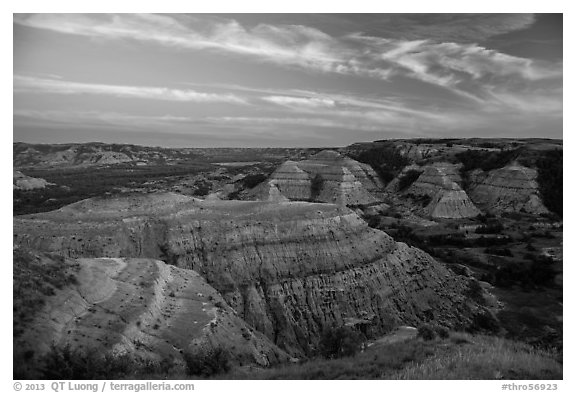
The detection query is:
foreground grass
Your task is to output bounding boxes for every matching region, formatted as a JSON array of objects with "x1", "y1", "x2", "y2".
[
  {"x1": 220, "y1": 333, "x2": 562, "y2": 380},
  {"x1": 392, "y1": 334, "x2": 562, "y2": 380}
]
